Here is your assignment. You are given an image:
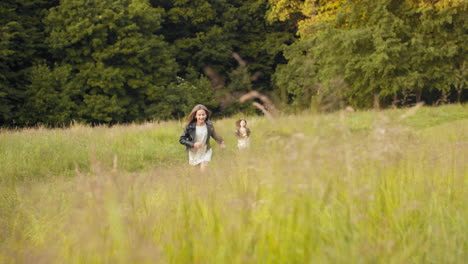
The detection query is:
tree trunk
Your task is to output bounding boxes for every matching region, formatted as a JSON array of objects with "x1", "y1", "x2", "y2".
[
  {"x1": 455, "y1": 84, "x2": 462, "y2": 103},
  {"x1": 391, "y1": 93, "x2": 399, "y2": 108},
  {"x1": 281, "y1": 85, "x2": 287, "y2": 106},
  {"x1": 416, "y1": 89, "x2": 422, "y2": 103},
  {"x1": 373, "y1": 90, "x2": 380, "y2": 111}
]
